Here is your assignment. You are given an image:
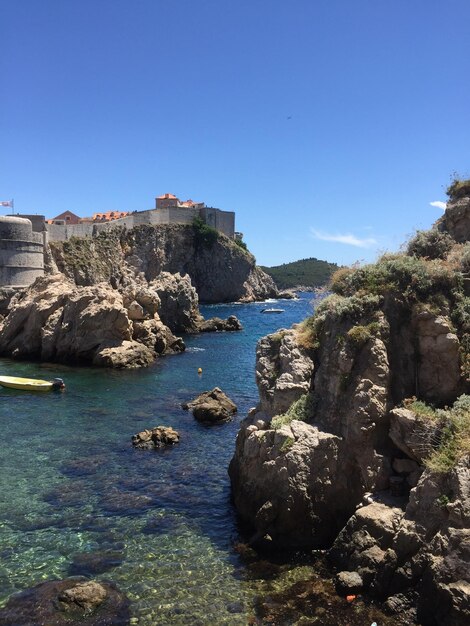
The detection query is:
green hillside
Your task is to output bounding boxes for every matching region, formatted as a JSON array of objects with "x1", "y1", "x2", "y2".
[{"x1": 261, "y1": 257, "x2": 338, "y2": 290}]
